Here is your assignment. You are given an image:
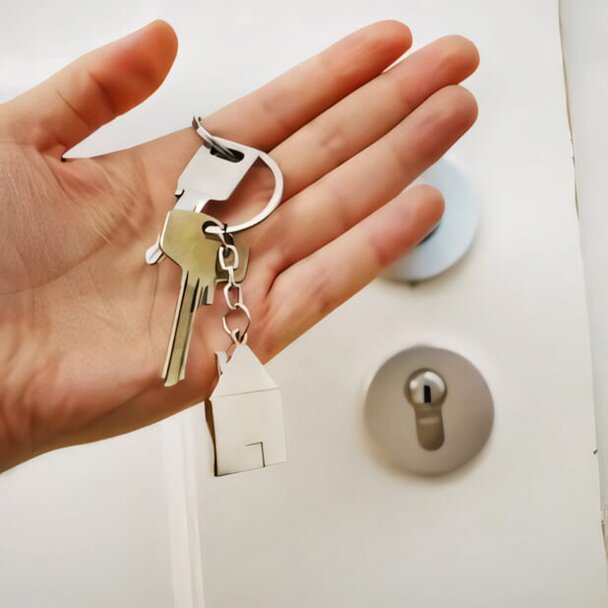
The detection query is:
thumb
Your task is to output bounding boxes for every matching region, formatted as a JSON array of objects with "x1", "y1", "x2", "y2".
[{"x1": 4, "y1": 20, "x2": 178, "y2": 156}]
